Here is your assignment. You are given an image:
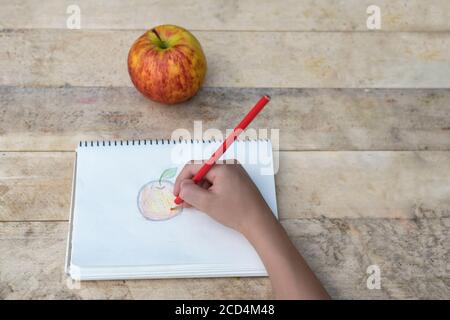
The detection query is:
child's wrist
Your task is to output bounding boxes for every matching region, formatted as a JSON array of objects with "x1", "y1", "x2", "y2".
[{"x1": 239, "y1": 206, "x2": 277, "y2": 242}]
